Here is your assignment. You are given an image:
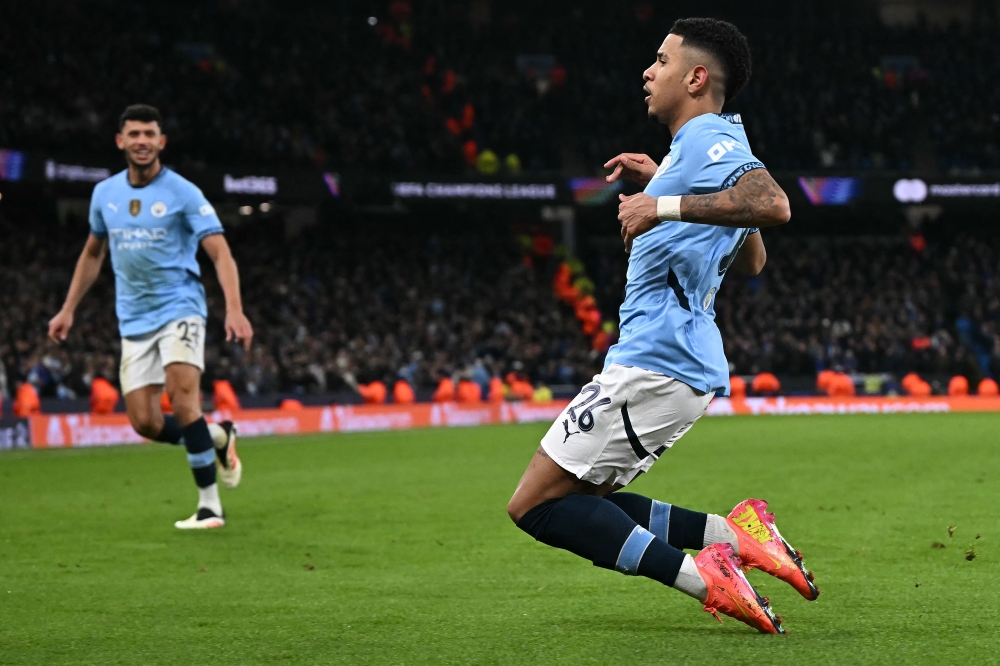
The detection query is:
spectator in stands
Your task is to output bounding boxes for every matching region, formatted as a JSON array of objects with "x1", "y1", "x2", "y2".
[{"x1": 1, "y1": 2, "x2": 996, "y2": 173}]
